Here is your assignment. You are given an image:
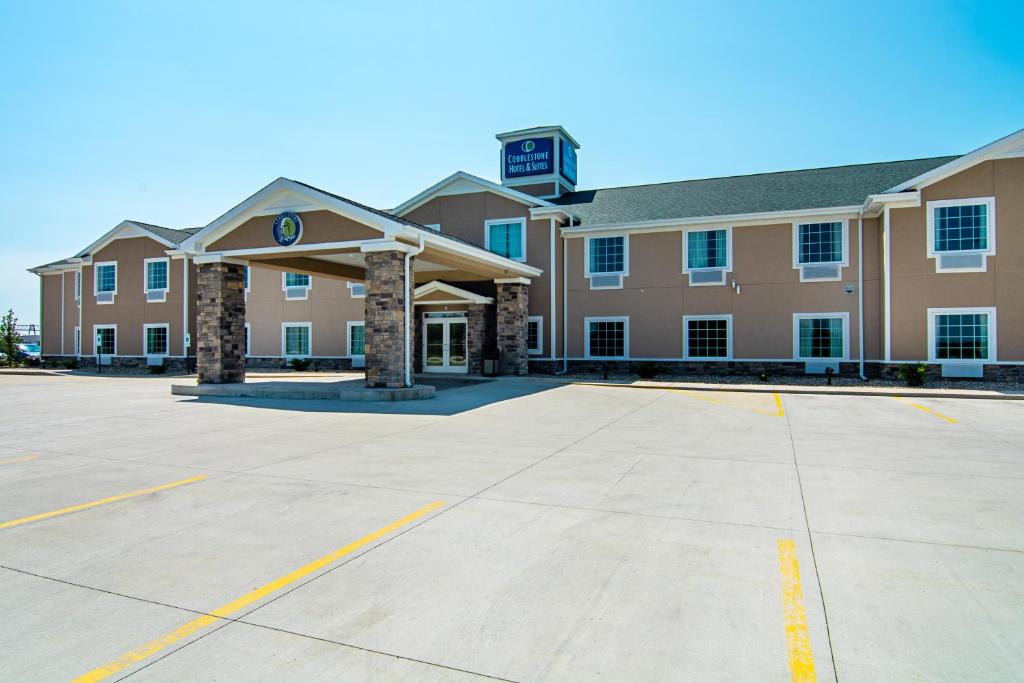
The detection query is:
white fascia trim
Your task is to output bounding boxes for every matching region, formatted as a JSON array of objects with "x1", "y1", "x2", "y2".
[
  {"x1": 682, "y1": 226, "x2": 733, "y2": 285},
  {"x1": 562, "y1": 205, "x2": 863, "y2": 237},
  {"x1": 191, "y1": 254, "x2": 249, "y2": 266},
  {"x1": 414, "y1": 281, "x2": 494, "y2": 304},
  {"x1": 496, "y1": 125, "x2": 580, "y2": 149},
  {"x1": 360, "y1": 239, "x2": 418, "y2": 254},
  {"x1": 183, "y1": 178, "x2": 402, "y2": 252},
  {"x1": 494, "y1": 277, "x2": 532, "y2": 285},
  {"x1": 861, "y1": 191, "x2": 920, "y2": 215},
  {"x1": 792, "y1": 312, "x2": 851, "y2": 361},
  {"x1": 483, "y1": 217, "x2": 528, "y2": 263},
  {"x1": 682, "y1": 314, "x2": 734, "y2": 360},
  {"x1": 76, "y1": 220, "x2": 178, "y2": 258},
  {"x1": 925, "y1": 196, "x2": 996, "y2": 272},
  {"x1": 584, "y1": 315, "x2": 630, "y2": 360},
  {"x1": 792, "y1": 219, "x2": 850, "y2": 282},
  {"x1": 390, "y1": 171, "x2": 554, "y2": 216},
  {"x1": 530, "y1": 206, "x2": 575, "y2": 221},
  {"x1": 281, "y1": 322, "x2": 313, "y2": 358},
  {"x1": 142, "y1": 323, "x2": 170, "y2": 356},
  {"x1": 406, "y1": 227, "x2": 542, "y2": 277},
  {"x1": 143, "y1": 257, "x2": 170, "y2": 293},
  {"x1": 886, "y1": 127, "x2": 1024, "y2": 193},
  {"x1": 216, "y1": 239, "x2": 368, "y2": 258},
  {"x1": 927, "y1": 307, "x2": 997, "y2": 363}
]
